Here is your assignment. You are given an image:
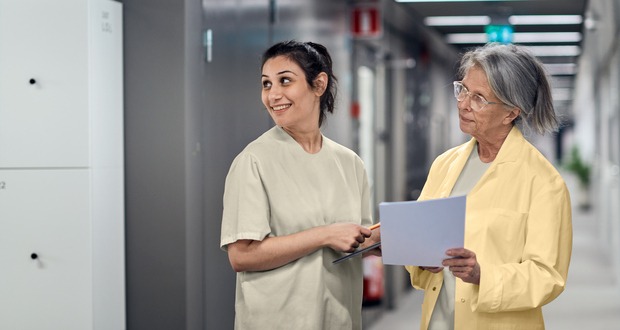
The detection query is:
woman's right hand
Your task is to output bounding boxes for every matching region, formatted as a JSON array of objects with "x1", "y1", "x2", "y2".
[
  {"x1": 419, "y1": 266, "x2": 444, "y2": 273},
  {"x1": 323, "y1": 223, "x2": 372, "y2": 253}
]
